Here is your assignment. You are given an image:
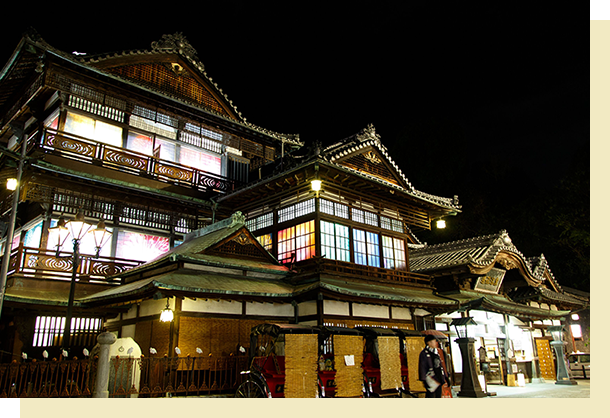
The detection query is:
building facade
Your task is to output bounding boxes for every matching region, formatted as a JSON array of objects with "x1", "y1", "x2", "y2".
[{"x1": 0, "y1": 30, "x2": 587, "y2": 390}]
